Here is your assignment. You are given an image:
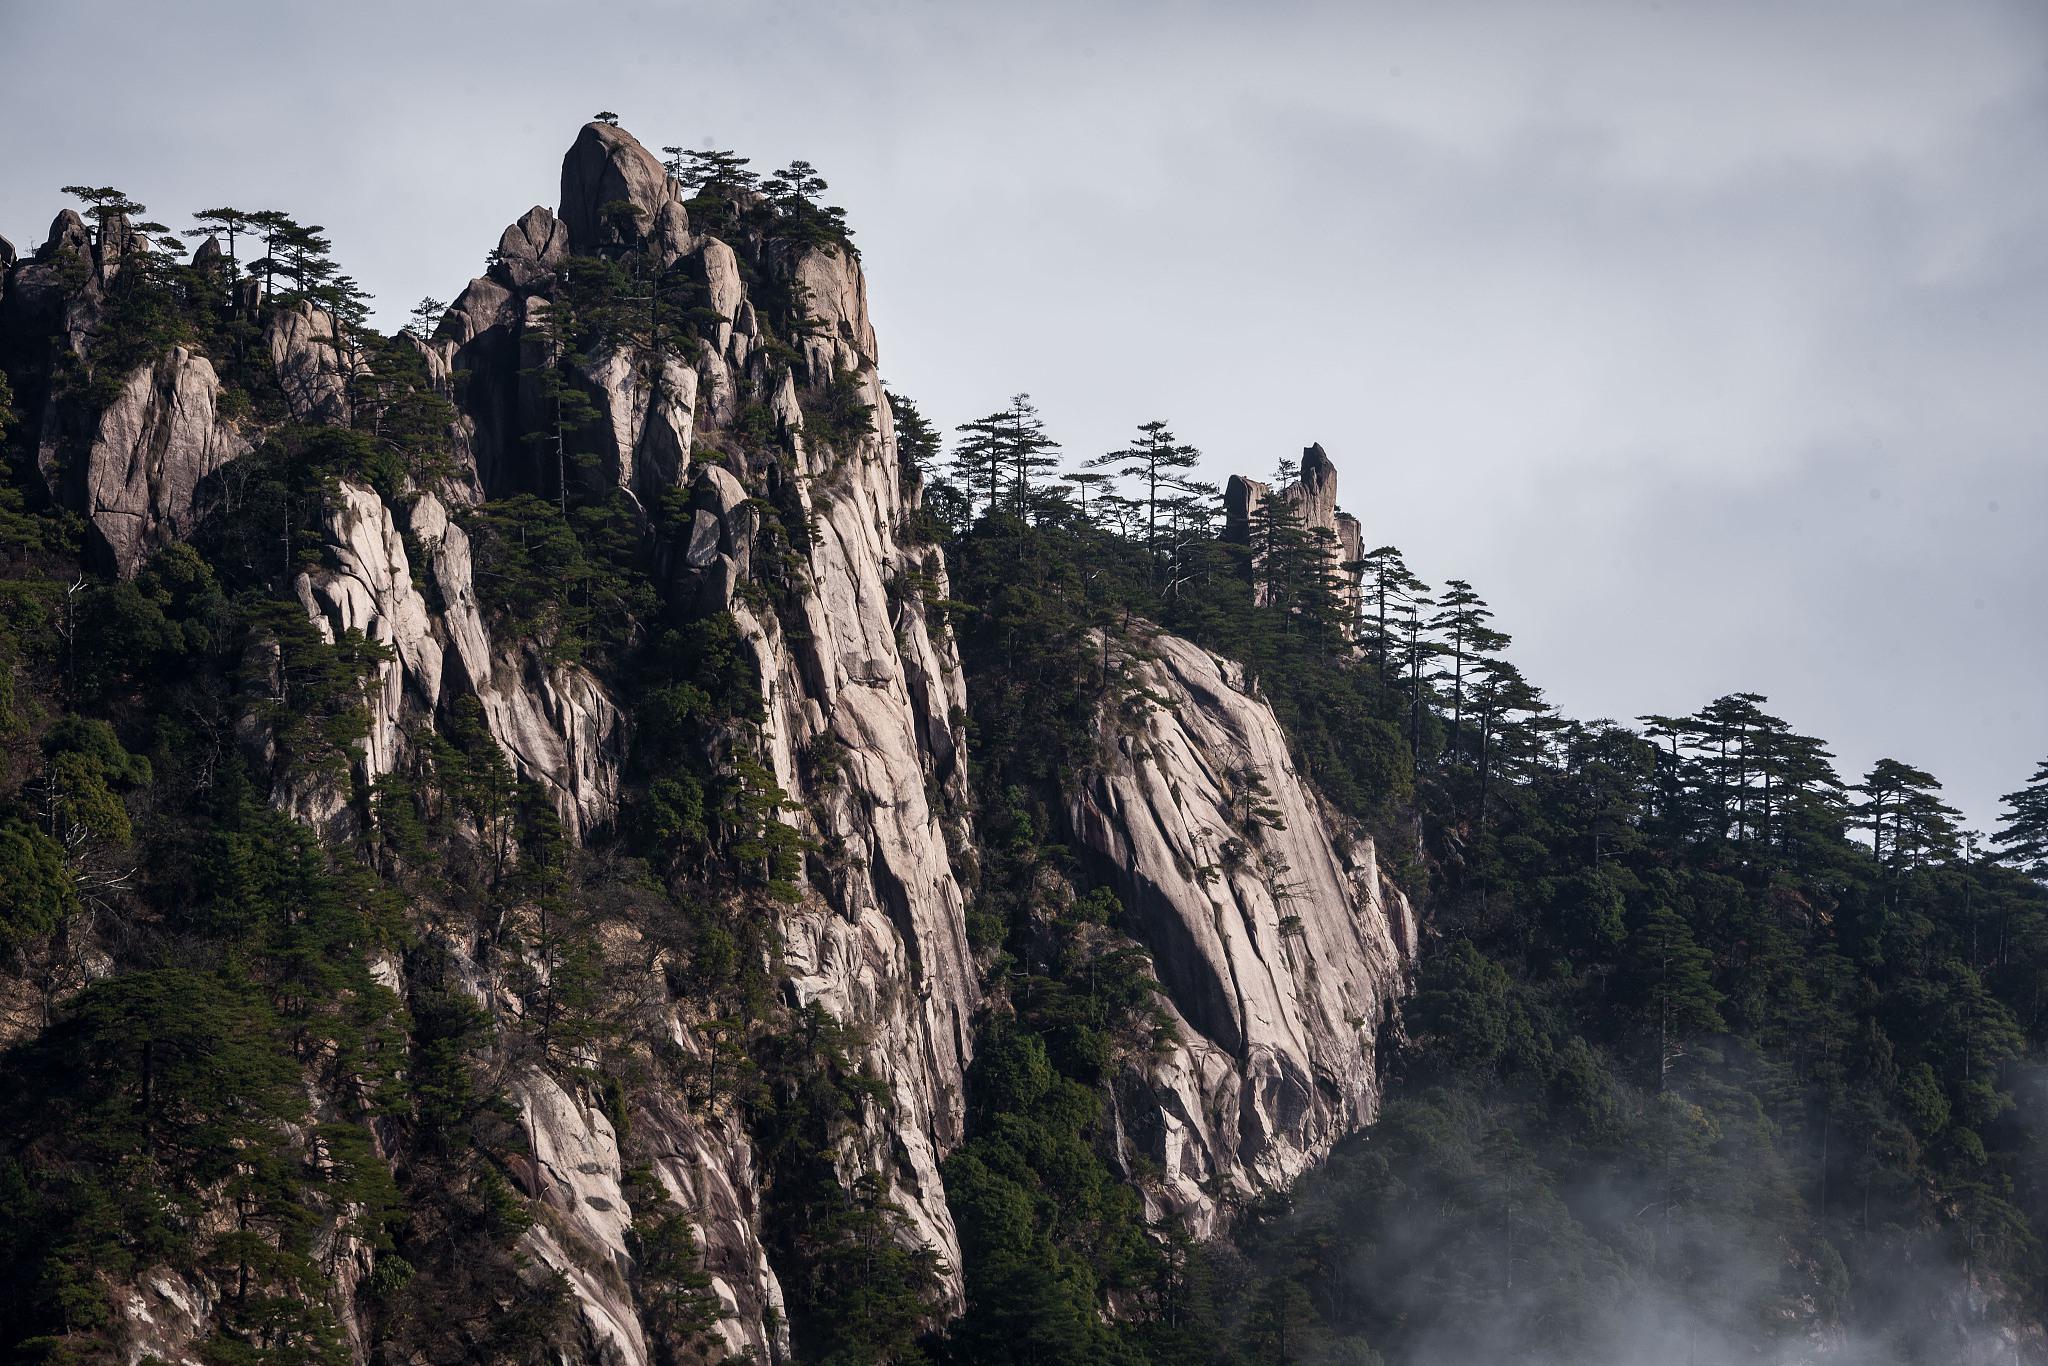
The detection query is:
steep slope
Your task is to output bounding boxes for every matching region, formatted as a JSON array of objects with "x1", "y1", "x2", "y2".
[
  {"x1": 319, "y1": 123, "x2": 976, "y2": 1358},
  {"x1": 1073, "y1": 626, "x2": 1414, "y2": 1234},
  {"x1": 413, "y1": 124, "x2": 977, "y2": 1352}
]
